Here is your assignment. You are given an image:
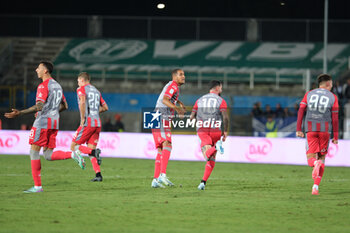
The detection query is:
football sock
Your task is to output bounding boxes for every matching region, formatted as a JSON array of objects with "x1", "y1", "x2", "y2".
[
  {"x1": 314, "y1": 163, "x2": 325, "y2": 185},
  {"x1": 79, "y1": 145, "x2": 92, "y2": 154},
  {"x1": 51, "y1": 151, "x2": 72, "y2": 160},
  {"x1": 31, "y1": 159, "x2": 42, "y2": 186},
  {"x1": 307, "y1": 157, "x2": 317, "y2": 167},
  {"x1": 202, "y1": 160, "x2": 216, "y2": 181},
  {"x1": 160, "y1": 146, "x2": 171, "y2": 174},
  {"x1": 312, "y1": 184, "x2": 319, "y2": 190},
  {"x1": 90, "y1": 157, "x2": 100, "y2": 173},
  {"x1": 154, "y1": 151, "x2": 162, "y2": 178},
  {"x1": 96, "y1": 172, "x2": 102, "y2": 177},
  {"x1": 201, "y1": 180, "x2": 207, "y2": 185},
  {"x1": 205, "y1": 146, "x2": 217, "y2": 158}
]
